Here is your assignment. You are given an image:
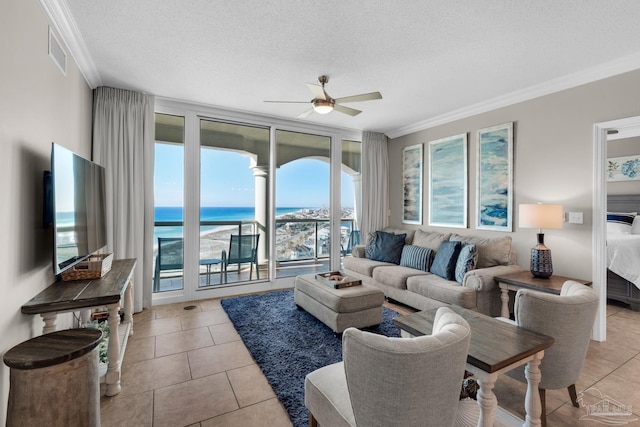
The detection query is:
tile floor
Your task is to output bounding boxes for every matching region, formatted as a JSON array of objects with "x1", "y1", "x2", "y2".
[{"x1": 100, "y1": 296, "x2": 640, "y2": 427}]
